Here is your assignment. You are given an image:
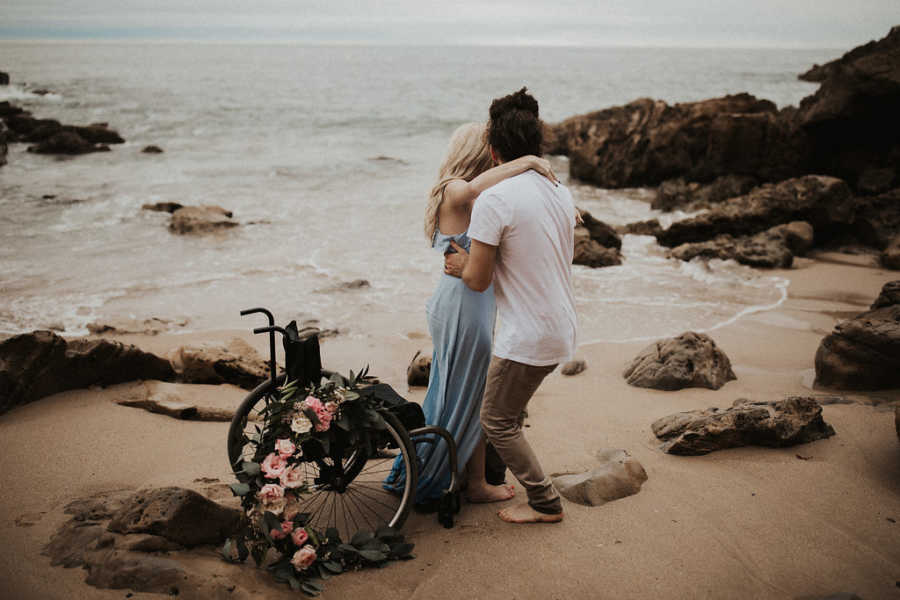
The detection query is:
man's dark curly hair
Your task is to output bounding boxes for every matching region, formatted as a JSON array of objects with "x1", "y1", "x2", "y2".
[{"x1": 488, "y1": 87, "x2": 542, "y2": 162}]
